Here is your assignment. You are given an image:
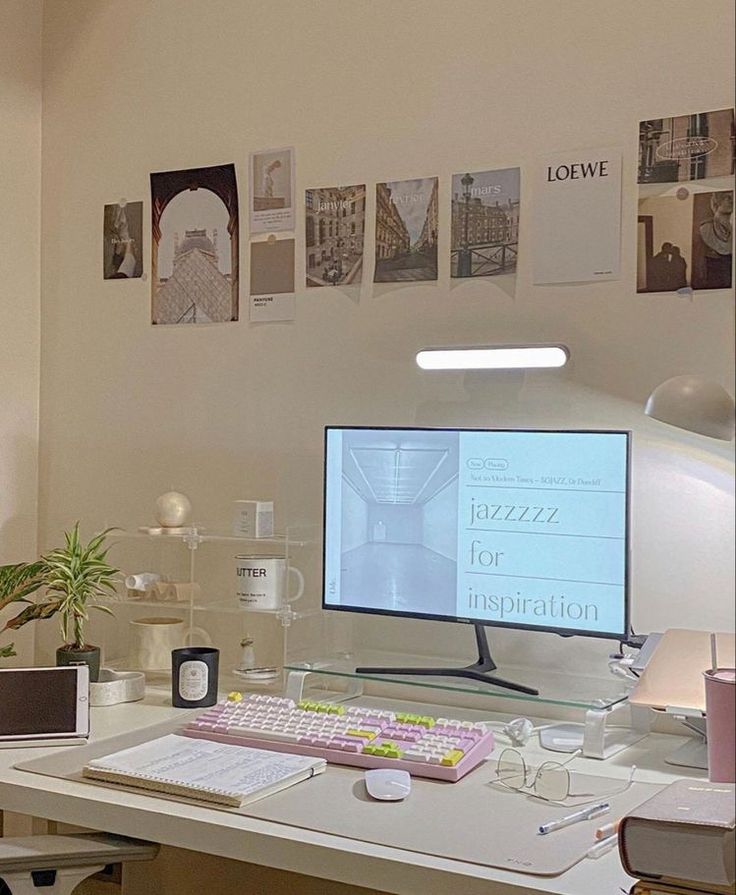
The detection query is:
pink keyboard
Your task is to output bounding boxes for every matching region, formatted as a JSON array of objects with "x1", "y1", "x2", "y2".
[{"x1": 182, "y1": 694, "x2": 494, "y2": 782}]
